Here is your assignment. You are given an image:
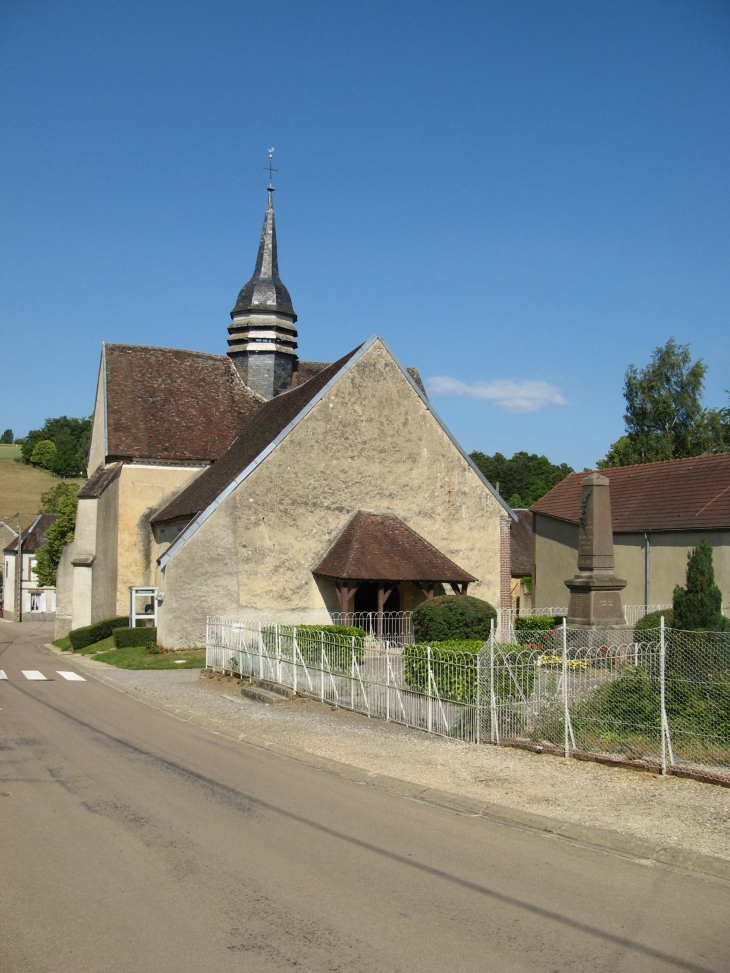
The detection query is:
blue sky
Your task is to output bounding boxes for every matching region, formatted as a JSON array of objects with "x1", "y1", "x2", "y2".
[{"x1": 1, "y1": 0, "x2": 728, "y2": 471}]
